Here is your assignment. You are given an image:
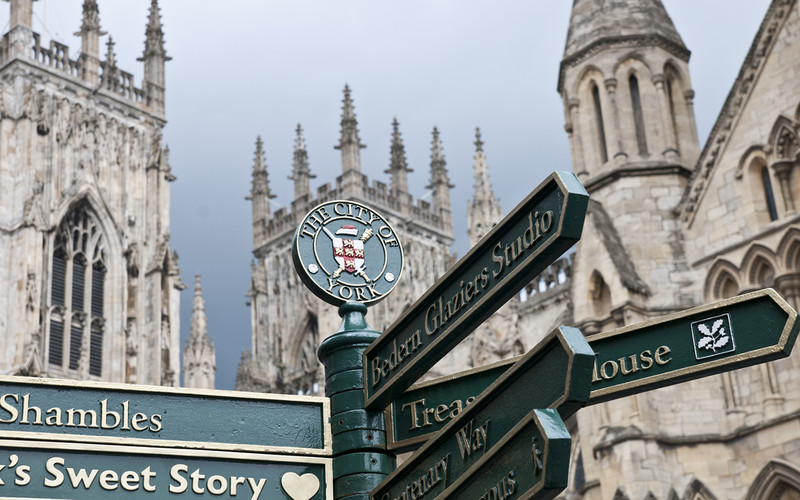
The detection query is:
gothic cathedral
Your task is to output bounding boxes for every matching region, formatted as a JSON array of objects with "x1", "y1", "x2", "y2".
[
  {"x1": 0, "y1": 0, "x2": 189, "y2": 387},
  {"x1": 238, "y1": 87, "x2": 457, "y2": 394}
]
